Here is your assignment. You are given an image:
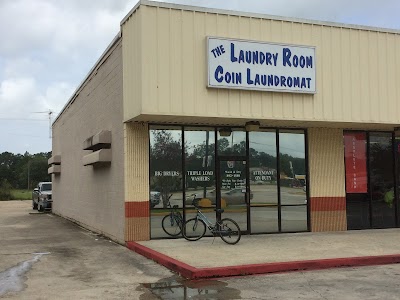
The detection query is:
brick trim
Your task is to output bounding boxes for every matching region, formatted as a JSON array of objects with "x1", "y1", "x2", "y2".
[
  {"x1": 125, "y1": 201, "x2": 149, "y2": 218},
  {"x1": 310, "y1": 197, "x2": 346, "y2": 212}
]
